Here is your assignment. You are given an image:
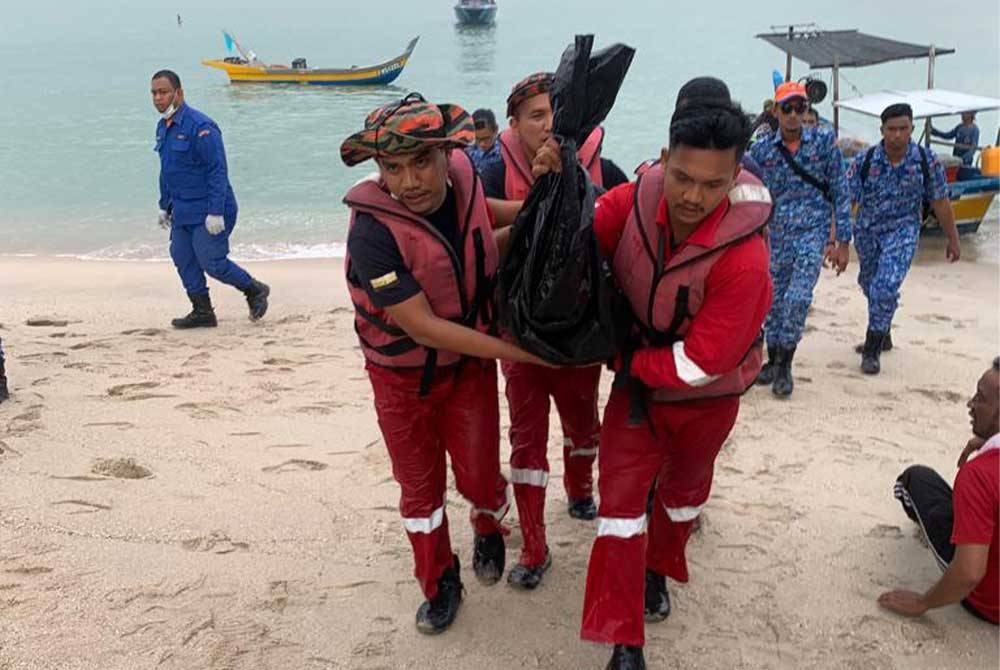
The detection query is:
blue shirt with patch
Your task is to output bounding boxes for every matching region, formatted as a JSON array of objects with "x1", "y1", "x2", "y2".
[
  {"x1": 749, "y1": 125, "x2": 852, "y2": 242},
  {"x1": 155, "y1": 104, "x2": 237, "y2": 226},
  {"x1": 847, "y1": 141, "x2": 948, "y2": 233}
]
